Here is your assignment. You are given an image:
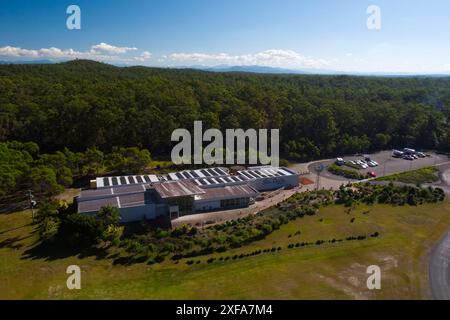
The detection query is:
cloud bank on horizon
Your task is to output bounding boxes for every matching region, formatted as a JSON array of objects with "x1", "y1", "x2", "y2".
[
  {"x1": 0, "y1": 43, "x2": 330, "y2": 70},
  {"x1": 1, "y1": 42, "x2": 450, "y2": 74}
]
